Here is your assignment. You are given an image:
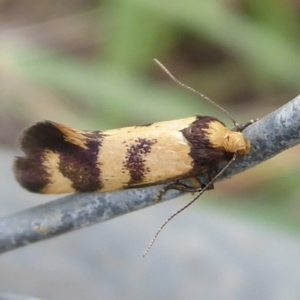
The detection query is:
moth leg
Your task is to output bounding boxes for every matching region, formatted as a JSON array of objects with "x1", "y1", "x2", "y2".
[
  {"x1": 154, "y1": 183, "x2": 172, "y2": 203},
  {"x1": 170, "y1": 176, "x2": 214, "y2": 193},
  {"x1": 234, "y1": 118, "x2": 259, "y2": 132},
  {"x1": 200, "y1": 172, "x2": 215, "y2": 191},
  {"x1": 155, "y1": 176, "x2": 213, "y2": 203}
]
